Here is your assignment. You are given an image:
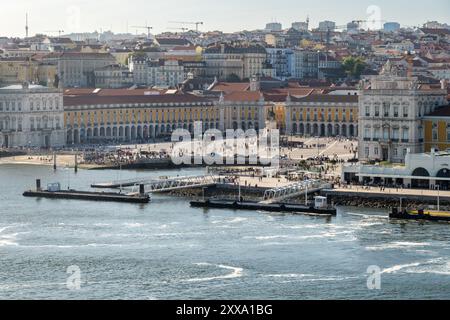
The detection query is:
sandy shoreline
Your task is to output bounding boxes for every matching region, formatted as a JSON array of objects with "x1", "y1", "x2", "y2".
[{"x1": 0, "y1": 155, "x2": 78, "y2": 167}]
